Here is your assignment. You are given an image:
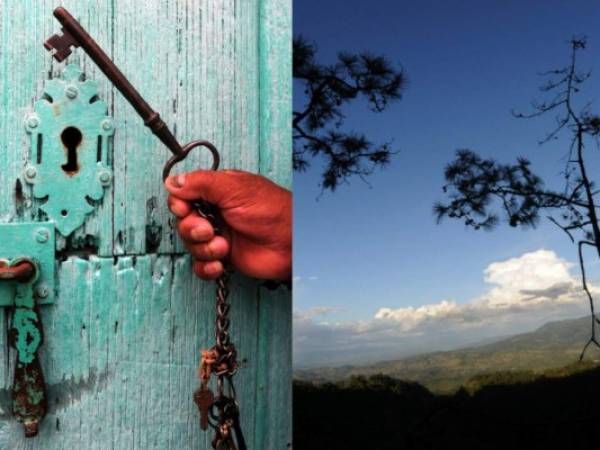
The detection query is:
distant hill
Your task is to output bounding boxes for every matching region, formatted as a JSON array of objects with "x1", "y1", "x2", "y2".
[{"x1": 294, "y1": 315, "x2": 600, "y2": 392}]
